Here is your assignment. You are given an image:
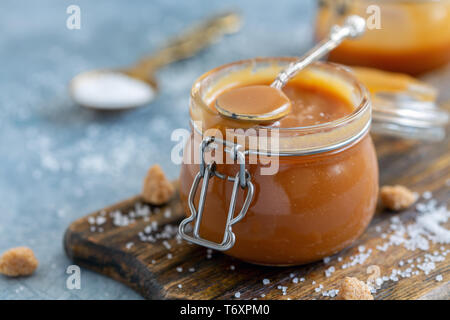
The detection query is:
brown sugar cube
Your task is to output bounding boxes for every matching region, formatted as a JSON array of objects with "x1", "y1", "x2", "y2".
[
  {"x1": 380, "y1": 185, "x2": 417, "y2": 211},
  {"x1": 142, "y1": 164, "x2": 175, "y2": 205},
  {"x1": 0, "y1": 247, "x2": 39, "y2": 277},
  {"x1": 337, "y1": 277, "x2": 374, "y2": 300}
]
